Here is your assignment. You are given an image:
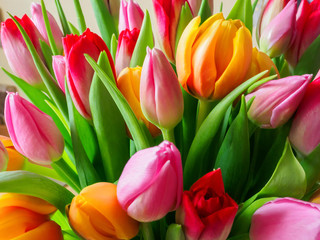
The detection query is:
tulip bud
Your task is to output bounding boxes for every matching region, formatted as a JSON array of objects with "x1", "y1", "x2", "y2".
[
  {"x1": 259, "y1": 0, "x2": 296, "y2": 58},
  {"x1": 68, "y1": 182, "x2": 139, "y2": 239},
  {"x1": 0, "y1": 140, "x2": 8, "y2": 172},
  {"x1": 250, "y1": 198, "x2": 320, "y2": 240},
  {"x1": 115, "y1": 28, "x2": 140, "y2": 75},
  {"x1": 63, "y1": 29, "x2": 116, "y2": 119},
  {"x1": 0, "y1": 135, "x2": 25, "y2": 171},
  {"x1": 187, "y1": 0, "x2": 214, "y2": 16},
  {"x1": 176, "y1": 169, "x2": 238, "y2": 240},
  {"x1": 0, "y1": 193, "x2": 62, "y2": 240},
  {"x1": 4, "y1": 92, "x2": 64, "y2": 165},
  {"x1": 104, "y1": 0, "x2": 121, "y2": 29},
  {"x1": 289, "y1": 77, "x2": 320, "y2": 156},
  {"x1": 140, "y1": 48, "x2": 183, "y2": 130},
  {"x1": 1, "y1": 15, "x2": 45, "y2": 86},
  {"x1": 52, "y1": 55, "x2": 66, "y2": 93},
  {"x1": 246, "y1": 74, "x2": 311, "y2": 129},
  {"x1": 119, "y1": 0, "x2": 144, "y2": 33},
  {"x1": 117, "y1": 67, "x2": 161, "y2": 137},
  {"x1": 177, "y1": 14, "x2": 252, "y2": 100},
  {"x1": 31, "y1": 3, "x2": 64, "y2": 53},
  {"x1": 117, "y1": 141, "x2": 183, "y2": 222}
]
